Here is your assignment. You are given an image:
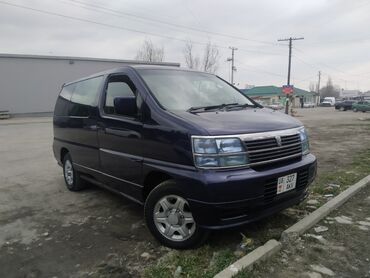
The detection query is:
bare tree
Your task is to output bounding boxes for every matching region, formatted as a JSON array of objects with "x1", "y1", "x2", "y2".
[
  {"x1": 309, "y1": 82, "x2": 316, "y2": 92},
  {"x1": 183, "y1": 41, "x2": 200, "y2": 69},
  {"x1": 183, "y1": 41, "x2": 220, "y2": 73},
  {"x1": 202, "y1": 42, "x2": 219, "y2": 73},
  {"x1": 135, "y1": 39, "x2": 164, "y2": 62},
  {"x1": 320, "y1": 77, "x2": 340, "y2": 98}
]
